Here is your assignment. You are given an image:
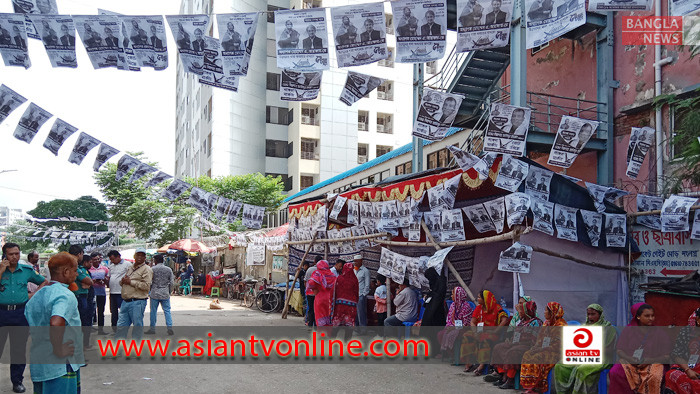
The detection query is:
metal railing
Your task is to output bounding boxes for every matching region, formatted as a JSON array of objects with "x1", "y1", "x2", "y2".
[
  {"x1": 424, "y1": 45, "x2": 469, "y2": 92},
  {"x1": 300, "y1": 151, "x2": 319, "y2": 160},
  {"x1": 526, "y1": 91, "x2": 608, "y2": 134}
]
